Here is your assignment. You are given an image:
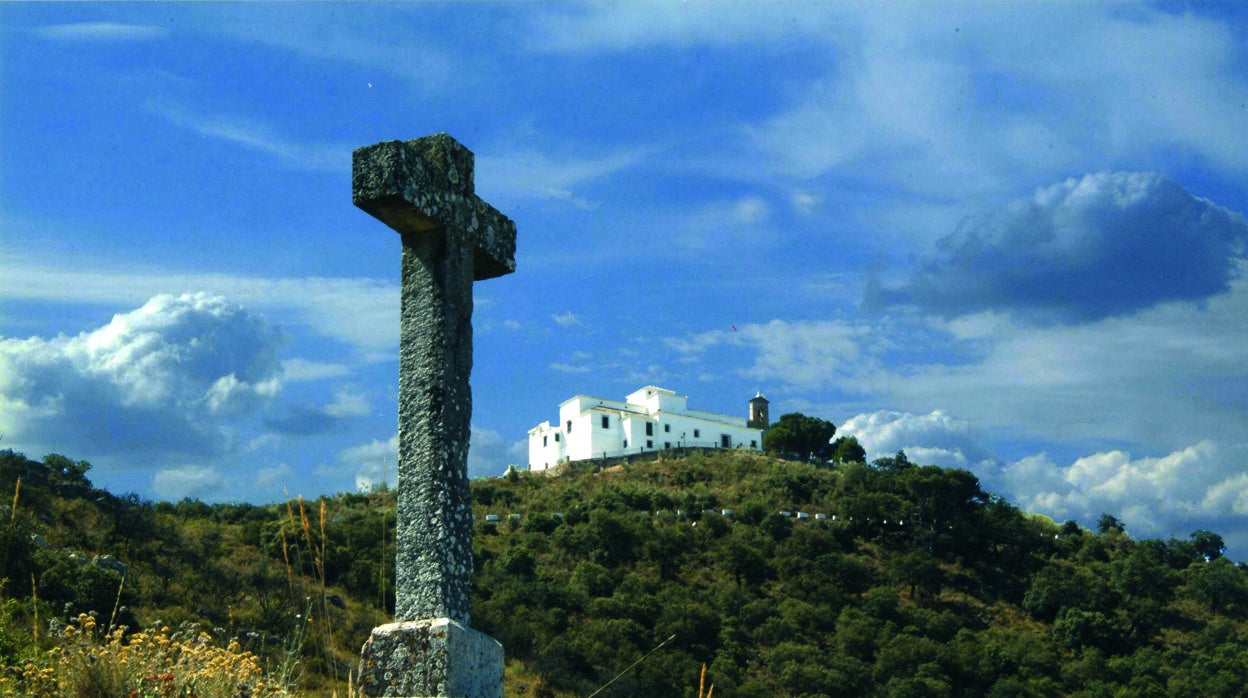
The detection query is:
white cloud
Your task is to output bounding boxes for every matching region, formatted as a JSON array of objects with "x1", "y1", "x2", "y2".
[
  {"x1": 324, "y1": 389, "x2": 371, "y2": 418},
  {"x1": 0, "y1": 263, "x2": 398, "y2": 361},
  {"x1": 342, "y1": 434, "x2": 399, "y2": 493},
  {"x1": 282, "y1": 359, "x2": 352, "y2": 382},
  {"x1": 550, "y1": 362, "x2": 591, "y2": 374},
  {"x1": 739, "y1": 320, "x2": 872, "y2": 390},
  {"x1": 477, "y1": 147, "x2": 648, "y2": 208},
  {"x1": 32, "y1": 22, "x2": 167, "y2": 42},
  {"x1": 706, "y1": 3, "x2": 1248, "y2": 247},
  {"x1": 254, "y1": 463, "x2": 295, "y2": 492},
  {"x1": 661, "y1": 319, "x2": 880, "y2": 394},
  {"x1": 838, "y1": 410, "x2": 993, "y2": 470},
  {"x1": 834, "y1": 408, "x2": 1248, "y2": 553},
  {"x1": 880, "y1": 265, "x2": 1248, "y2": 454},
  {"x1": 673, "y1": 196, "x2": 776, "y2": 250},
  {"x1": 146, "y1": 99, "x2": 349, "y2": 172},
  {"x1": 528, "y1": 4, "x2": 848, "y2": 53},
  {"x1": 152, "y1": 465, "x2": 226, "y2": 501},
  {"x1": 1001, "y1": 441, "x2": 1248, "y2": 541},
  {"x1": 0, "y1": 293, "x2": 284, "y2": 458},
  {"x1": 552, "y1": 311, "x2": 580, "y2": 327},
  {"x1": 192, "y1": 4, "x2": 456, "y2": 88}
]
